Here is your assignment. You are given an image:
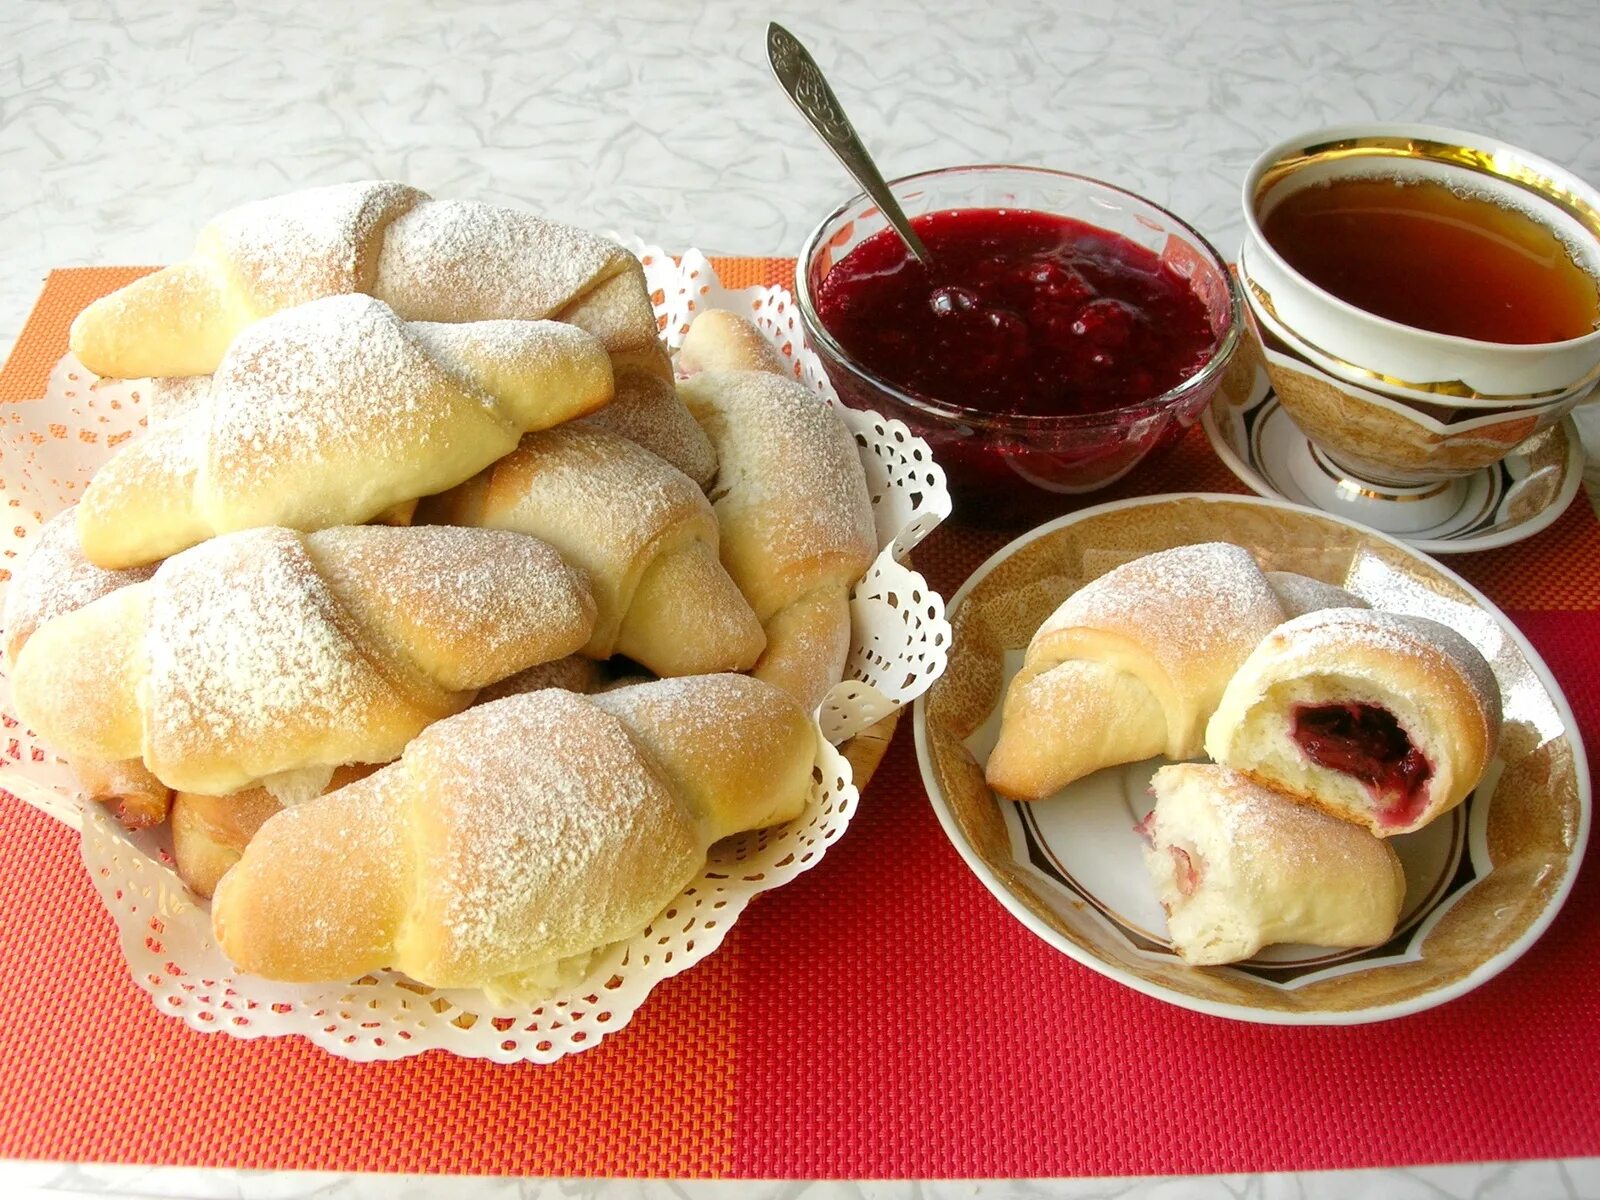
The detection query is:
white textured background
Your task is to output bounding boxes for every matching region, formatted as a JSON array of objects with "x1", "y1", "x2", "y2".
[
  {"x1": 5, "y1": 0, "x2": 1600, "y2": 360},
  {"x1": 3, "y1": 1, "x2": 1600, "y2": 1196}
]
